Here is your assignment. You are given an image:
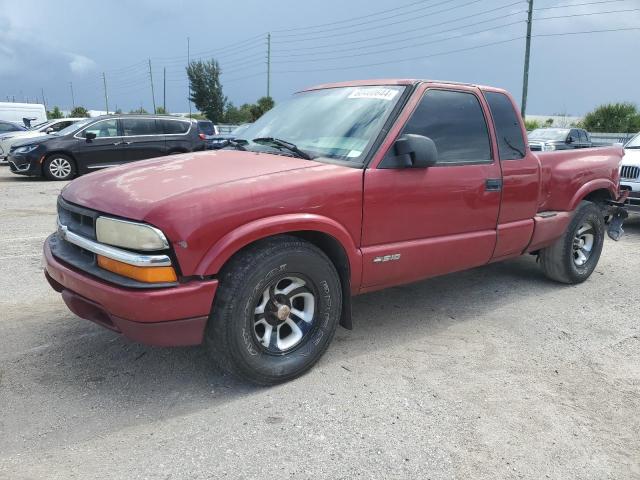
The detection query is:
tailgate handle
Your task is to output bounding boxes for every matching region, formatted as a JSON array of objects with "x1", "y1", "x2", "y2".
[{"x1": 485, "y1": 178, "x2": 502, "y2": 191}]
